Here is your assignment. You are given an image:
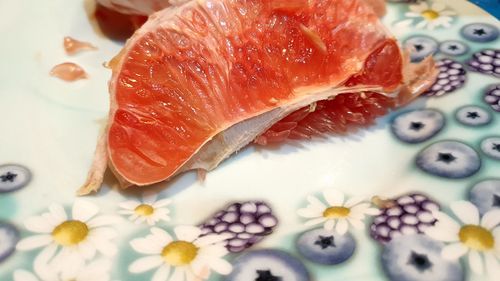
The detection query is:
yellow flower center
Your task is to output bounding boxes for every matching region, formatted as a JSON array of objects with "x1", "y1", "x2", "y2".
[
  {"x1": 323, "y1": 206, "x2": 351, "y2": 219},
  {"x1": 134, "y1": 204, "x2": 154, "y2": 216},
  {"x1": 161, "y1": 241, "x2": 198, "y2": 266},
  {"x1": 459, "y1": 225, "x2": 494, "y2": 251},
  {"x1": 52, "y1": 220, "x2": 89, "y2": 246},
  {"x1": 421, "y1": 10, "x2": 440, "y2": 20}
]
